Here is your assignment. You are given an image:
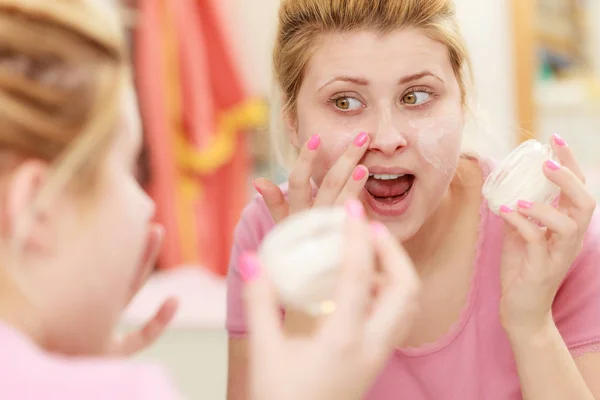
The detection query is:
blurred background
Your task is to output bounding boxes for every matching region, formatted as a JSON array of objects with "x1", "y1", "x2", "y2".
[{"x1": 116, "y1": 0, "x2": 600, "y2": 398}]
